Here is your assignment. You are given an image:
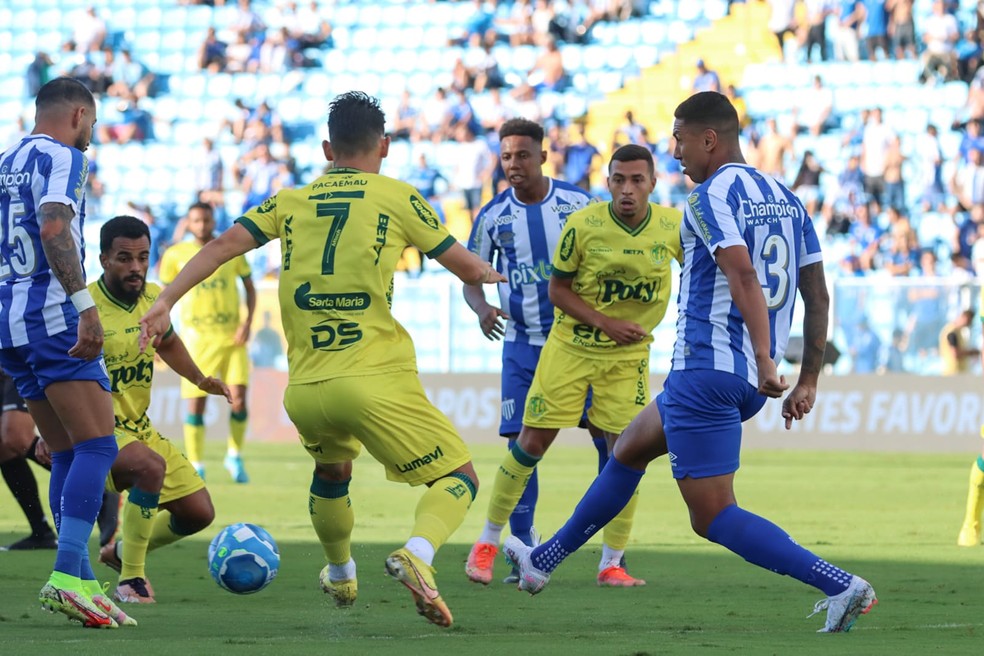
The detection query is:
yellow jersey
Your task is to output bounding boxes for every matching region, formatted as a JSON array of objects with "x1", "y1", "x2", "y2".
[
  {"x1": 159, "y1": 240, "x2": 251, "y2": 338},
  {"x1": 91, "y1": 279, "x2": 172, "y2": 439},
  {"x1": 236, "y1": 166, "x2": 456, "y2": 384},
  {"x1": 550, "y1": 201, "x2": 682, "y2": 358}
]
